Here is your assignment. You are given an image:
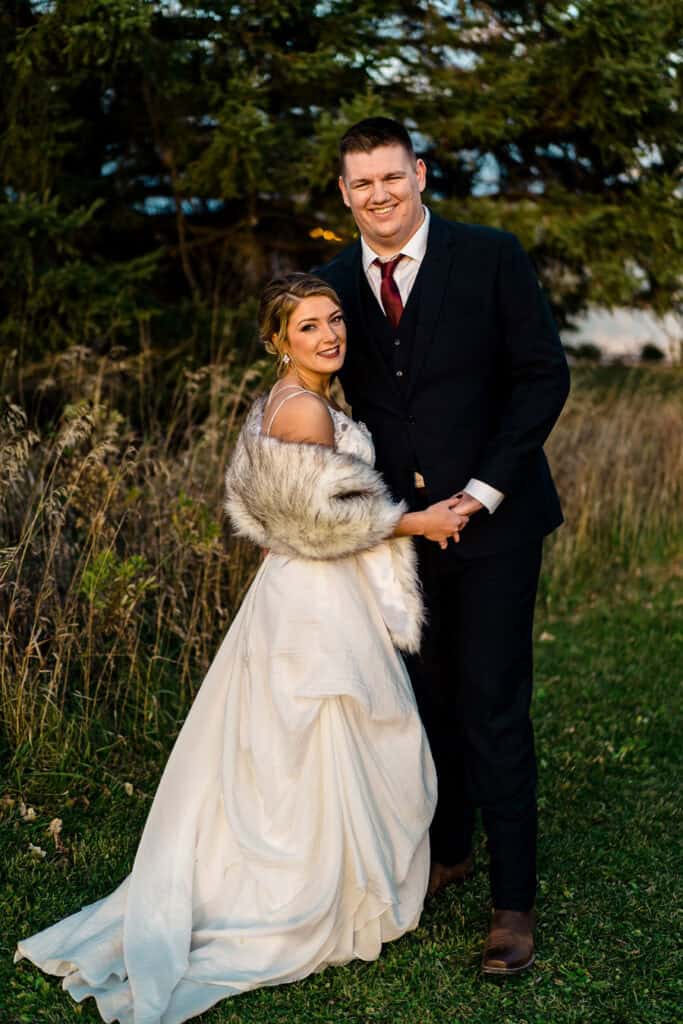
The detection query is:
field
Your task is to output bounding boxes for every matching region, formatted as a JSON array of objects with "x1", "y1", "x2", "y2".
[{"x1": 1, "y1": 359, "x2": 682, "y2": 1023}]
